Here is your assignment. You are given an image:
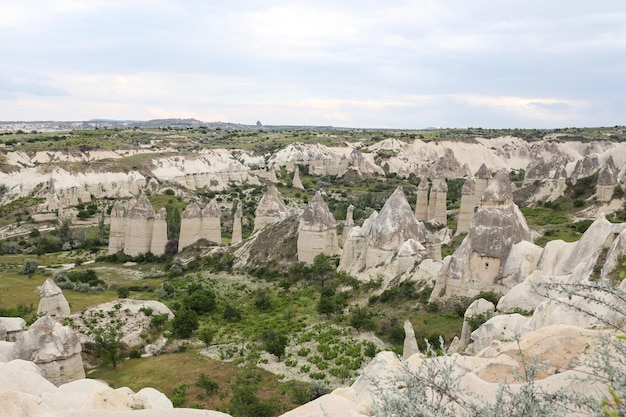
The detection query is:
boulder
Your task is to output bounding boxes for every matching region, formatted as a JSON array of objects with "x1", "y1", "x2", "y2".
[
  {"x1": 37, "y1": 278, "x2": 71, "y2": 317},
  {"x1": 13, "y1": 316, "x2": 84, "y2": 385},
  {"x1": 467, "y1": 313, "x2": 529, "y2": 354}
]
